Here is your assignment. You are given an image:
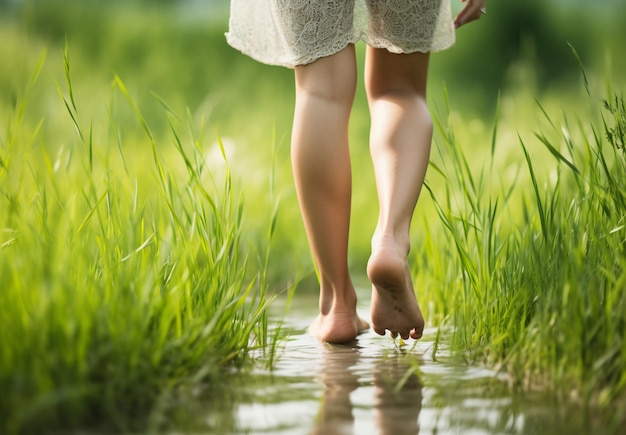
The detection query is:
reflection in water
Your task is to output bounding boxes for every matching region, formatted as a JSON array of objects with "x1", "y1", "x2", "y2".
[
  {"x1": 372, "y1": 351, "x2": 422, "y2": 435},
  {"x1": 312, "y1": 342, "x2": 423, "y2": 435},
  {"x1": 312, "y1": 344, "x2": 360, "y2": 435},
  {"x1": 209, "y1": 293, "x2": 621, "y2": 434}
]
